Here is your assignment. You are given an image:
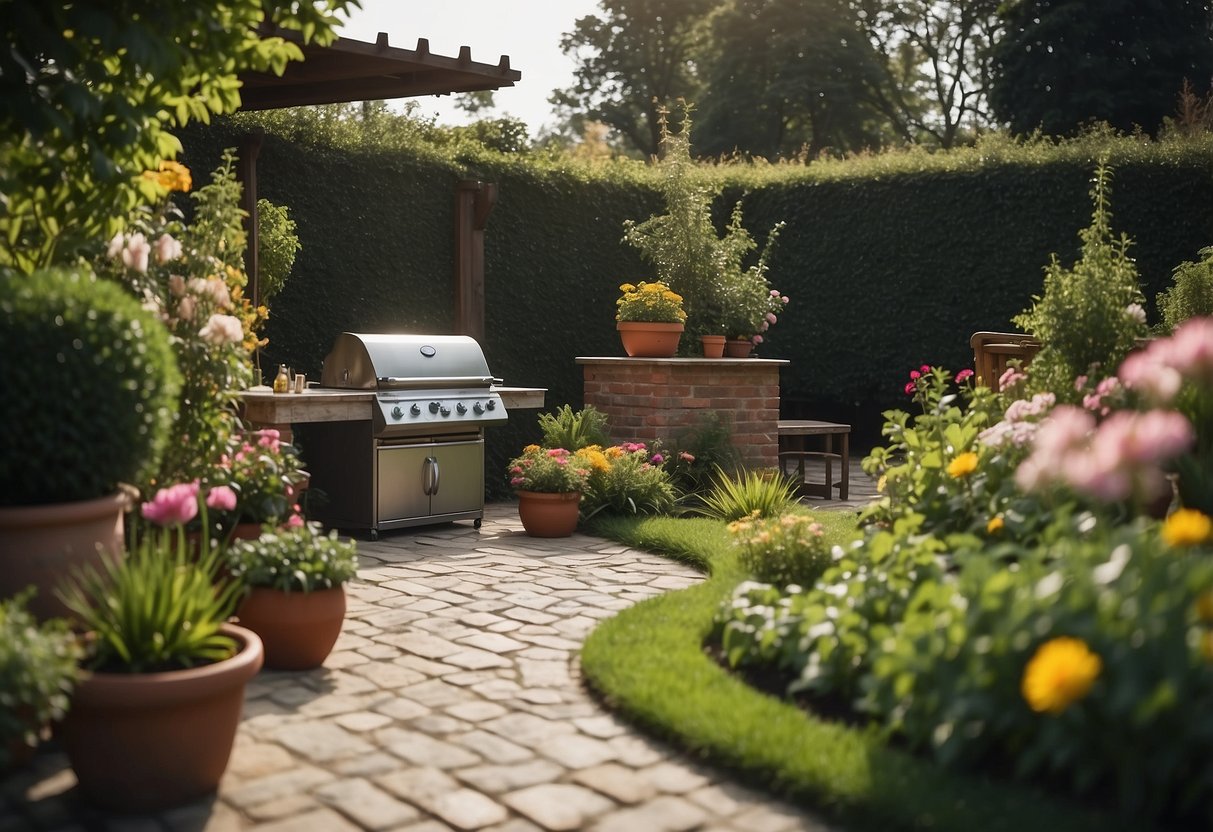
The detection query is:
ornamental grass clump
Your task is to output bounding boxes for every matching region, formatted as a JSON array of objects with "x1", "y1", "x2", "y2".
[
  {"x1": 507, "y1": 445, "x2": 592, "y2": 493},
  {"x1": 730, "y1": 511, "x2": 833, "y2": 589},
  {"x1": 696, "y1": 466, "x2": 798, "y2": 522},
  {"x1": 615, "y1": 280, "x2": 687, "y2": 323}
]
